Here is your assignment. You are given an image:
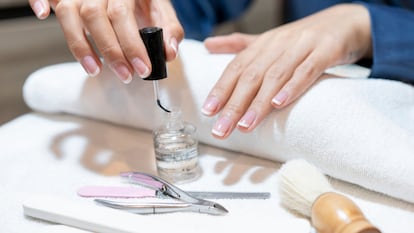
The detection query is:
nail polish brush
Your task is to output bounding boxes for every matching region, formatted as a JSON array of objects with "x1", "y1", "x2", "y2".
[
  {"x1": 278, "y1": 159, "x2": 381, "y2": 233},
  {"x1": 139, "y1": 27, "x2": 170, "y2": 113}
]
